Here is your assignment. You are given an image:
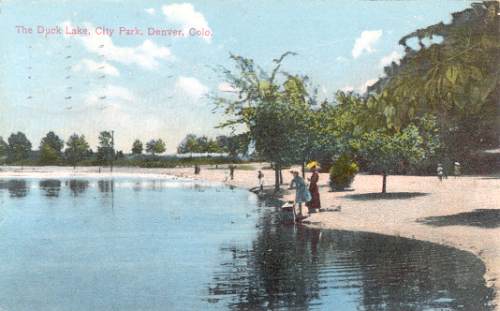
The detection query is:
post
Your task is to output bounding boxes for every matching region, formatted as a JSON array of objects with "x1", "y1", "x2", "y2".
[
  {"x1": 382, "y1": 172, "x2": 387, "y2": 193},
  {"x1": 110, "y1": 130, "x2": 114, "y2": 172}
]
